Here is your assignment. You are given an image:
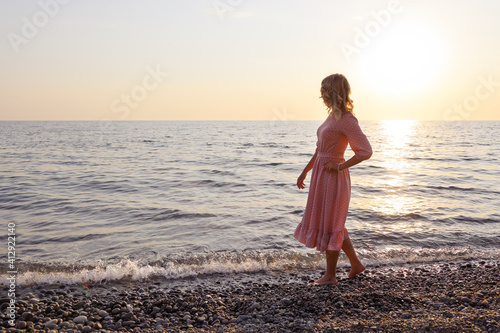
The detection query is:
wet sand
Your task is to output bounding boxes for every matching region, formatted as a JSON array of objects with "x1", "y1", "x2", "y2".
[{"x1": 2, "y1": 259, "x2": 499, "y2": 332}]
